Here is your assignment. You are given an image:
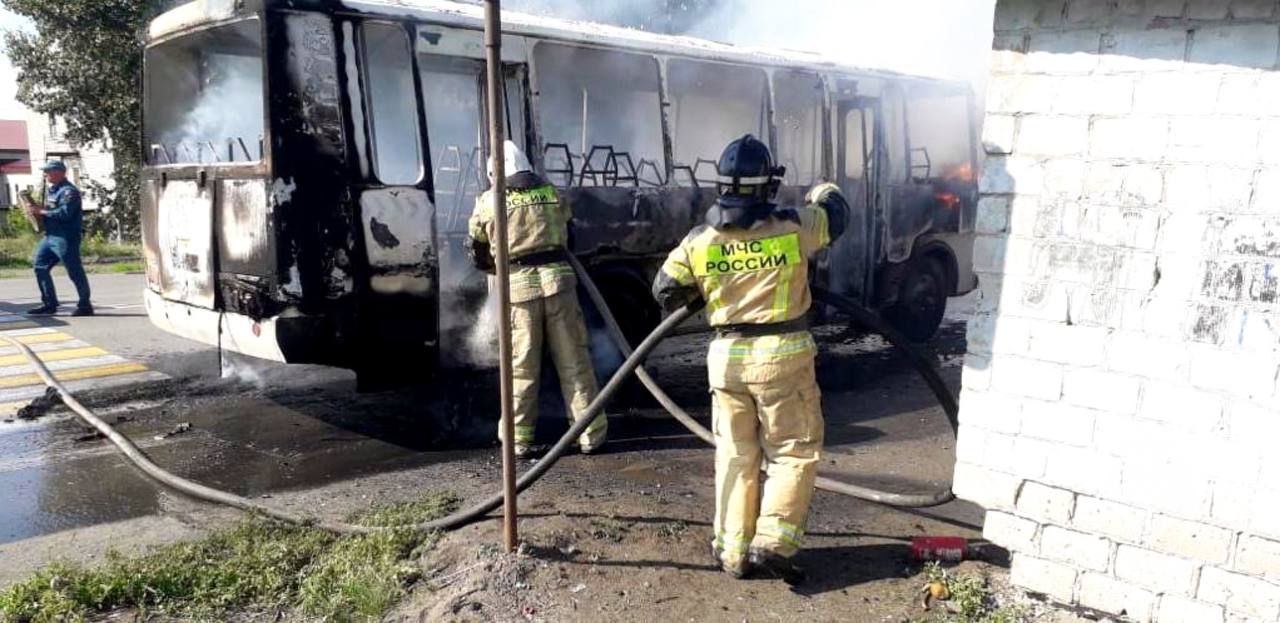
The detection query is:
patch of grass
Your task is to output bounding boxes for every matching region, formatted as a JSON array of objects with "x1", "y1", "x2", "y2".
[
  {"x1": 347, "y1": 490, "x2": 462, "y2": 528},
  {"x1": 921, "y1": 562, "x2": 1028, "y2": 623},
  {"x1": 0, "y1": 236, "x2": 36, "y2": 268},
  {"x1": 299, "y1": 529, "x2": 425, "y2": 621},
  {"x1": 104, "y1": 261, "x2": 144, "y2": 274},
  {"x1": 657, "y1": 520, "x2": 688, "y2": 540},
  {"x1": 588, "y1": 518, "x2": 629, "y2": 543},
  {"x1": 0, "y1": 491, "x2": 461, "y2": 623},
  {"x1": 81, "y1": 237, "x2": 141, "y2": 262},
  {"x1": 0, "y1": 234, "x2": 141, "y2": 271}
]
